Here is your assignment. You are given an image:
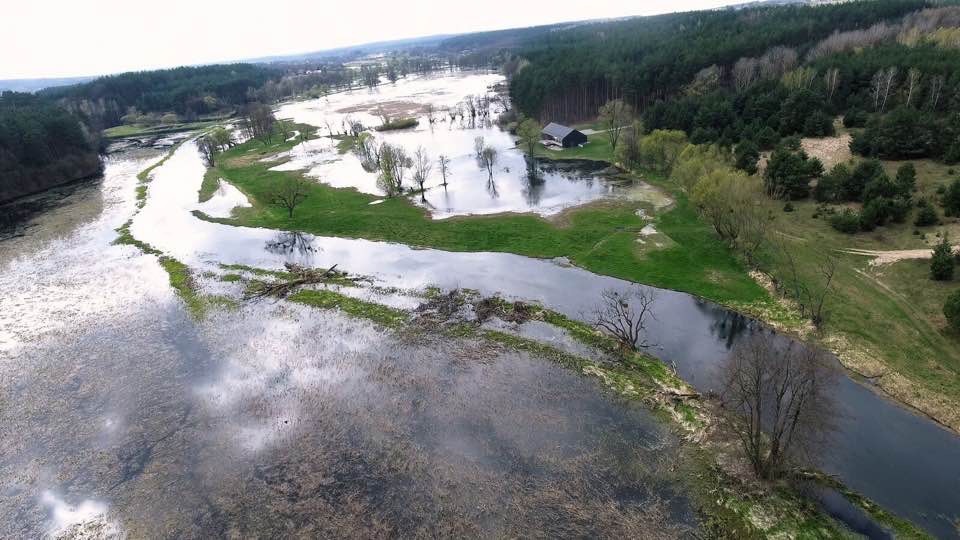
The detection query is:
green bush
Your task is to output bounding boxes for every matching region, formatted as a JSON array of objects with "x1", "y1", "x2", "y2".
[
  {"x1": 376, "y1": 118, "x2": 418, "y2": 131},
  {"x1": 944, "y1": 290, "x2": 960, "y2": 332},
  {"x1": 931, "y1": 236, "x2": 955, "y2": 281},
  {"x1": 895, "y1": 163, "x2": 916, "y2": 194},
  {"x1": 915, "y1": 200, "x2": 938, "y2": 226},
  {"x1": 859, "y1": 198, "x2": 889, "y2": 231},
  {"x1": 943, "y1": 179, "x2": 960, "y2": 217},
  {"x1": 734, "y1": 140, "x2": 760, "y2": 175},
  {"x1": 830, "y1": 208, "x2": 860, "y2": 234}
]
